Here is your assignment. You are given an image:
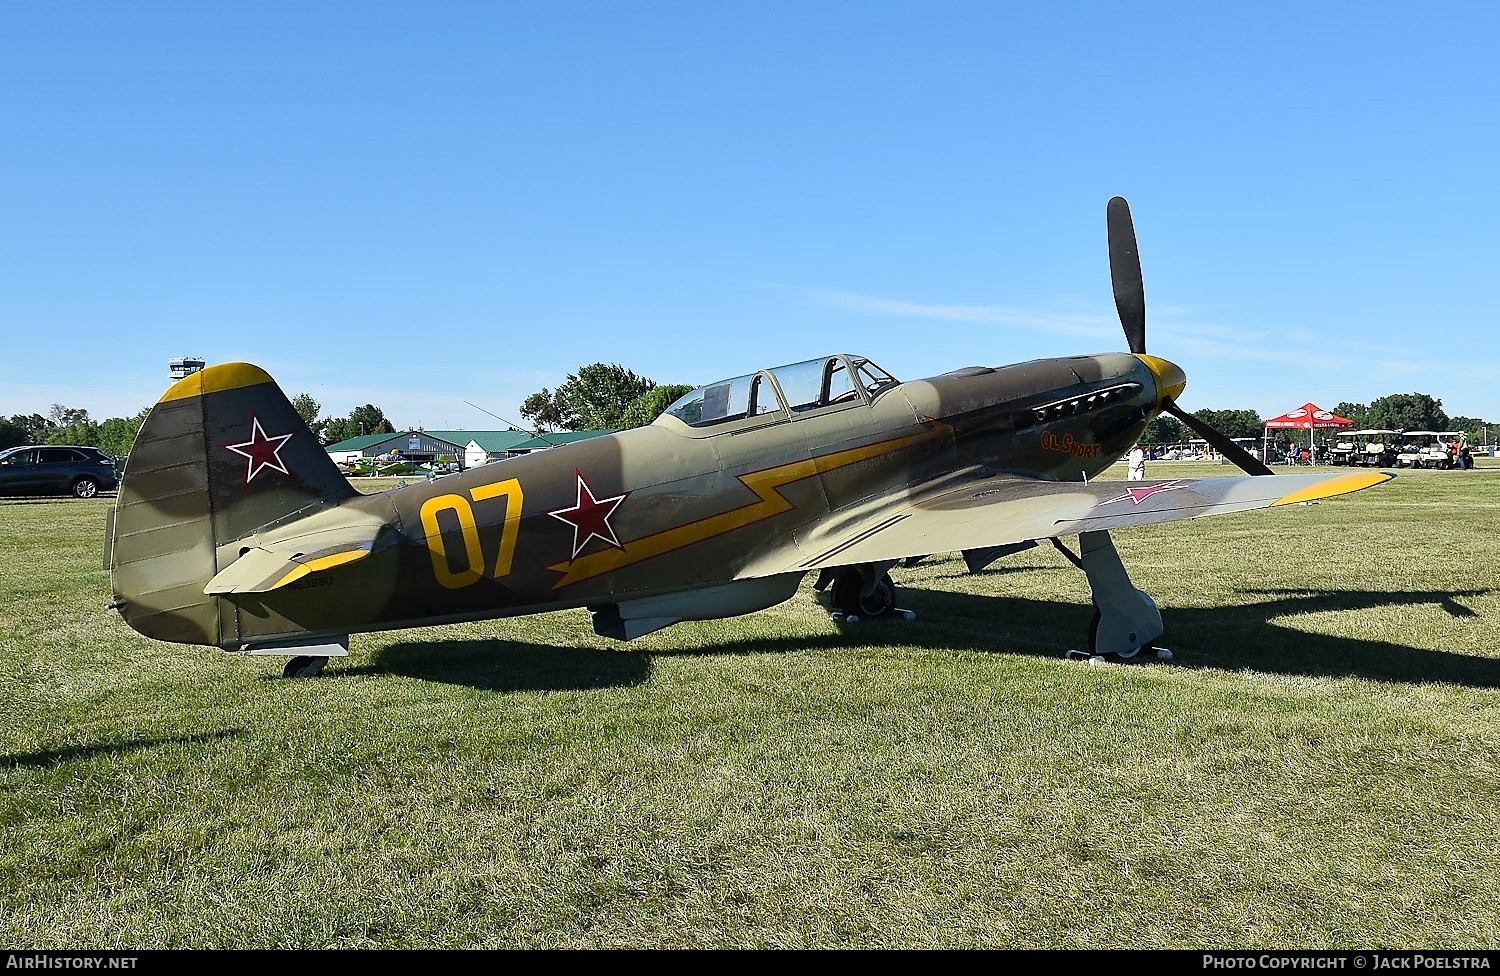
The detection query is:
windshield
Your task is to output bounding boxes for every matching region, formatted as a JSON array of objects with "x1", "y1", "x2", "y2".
[{"x1": 853, "y1": 357, "x2": 897, "y2": 397}]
